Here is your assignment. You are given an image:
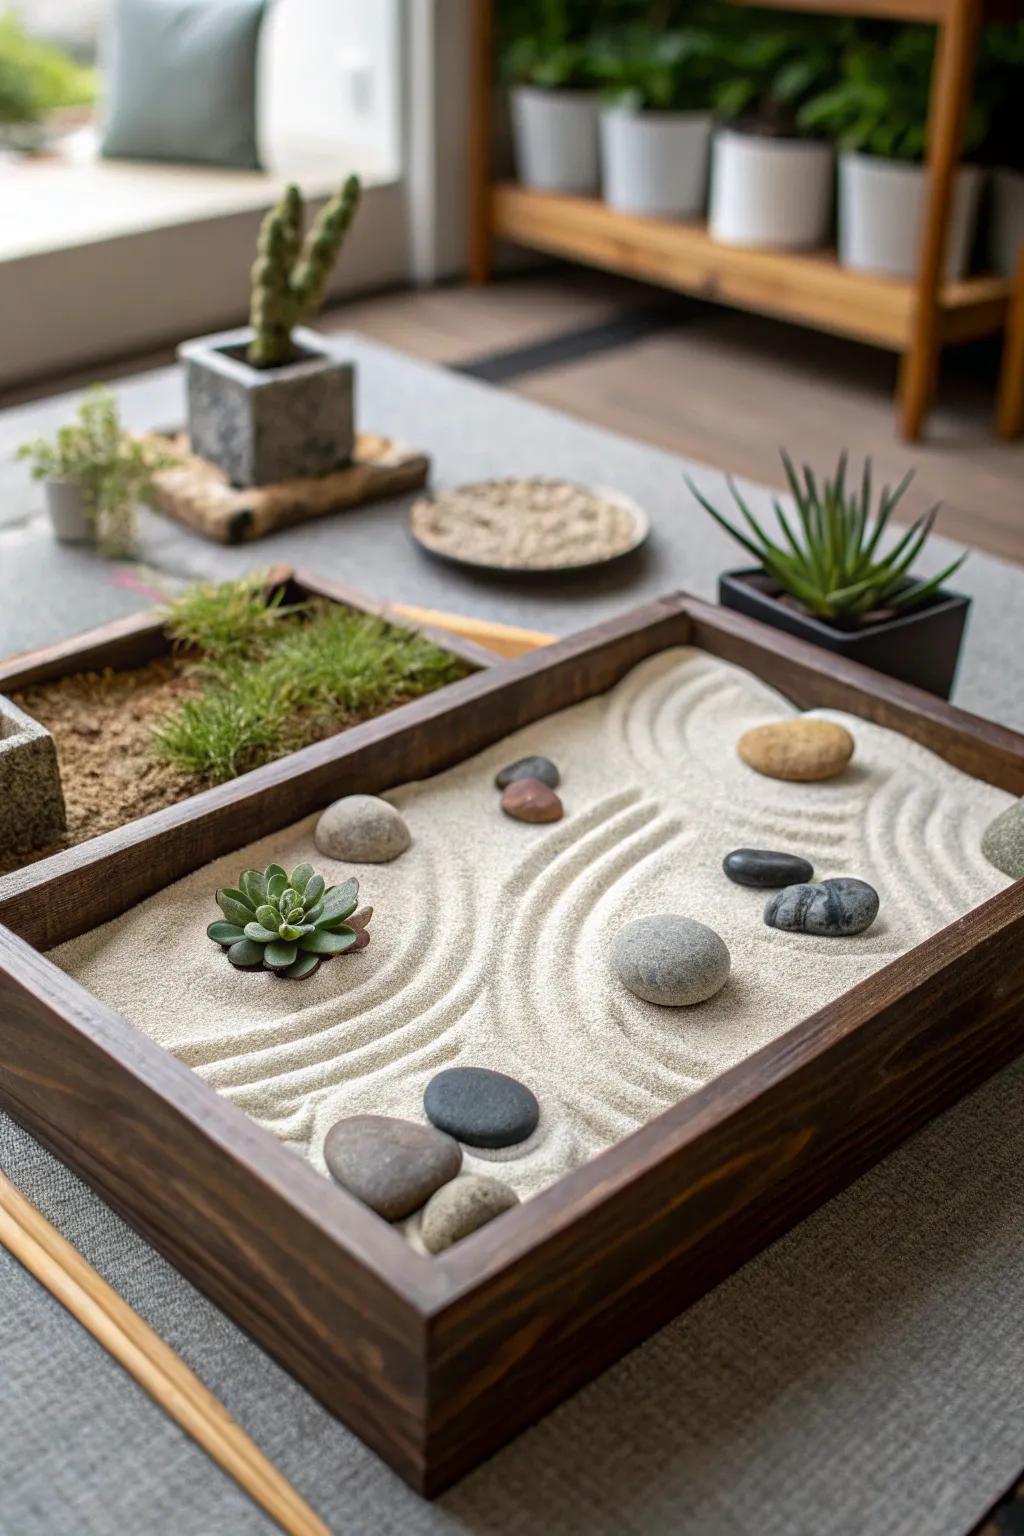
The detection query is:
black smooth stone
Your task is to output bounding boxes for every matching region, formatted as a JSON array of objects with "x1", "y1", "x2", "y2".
[
  {"x1": 723, "y1": 847, "x2": 814, "y2": 889},
  {"x1": 764, "y1": 877, "x2": 879, "y2": 937},
  {"x1": 494, "y1": 755, "x2": 560, "y2": 790},
  {"x1": 424, "y1": 1066, "x2": 539, "y2": 1149}
]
